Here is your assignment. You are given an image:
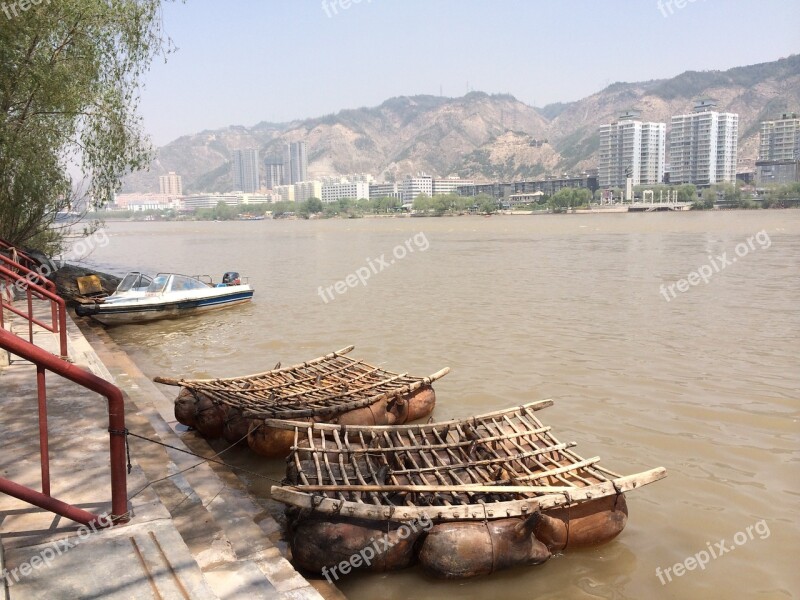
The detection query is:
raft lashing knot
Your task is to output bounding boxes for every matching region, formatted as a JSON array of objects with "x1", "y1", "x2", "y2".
[
  {"x1": 269, "y1": 399, "x2": 667, "y2": 579},
  {"x1": 156, "y1": 346, "x2": 449, "y2": 457}
]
